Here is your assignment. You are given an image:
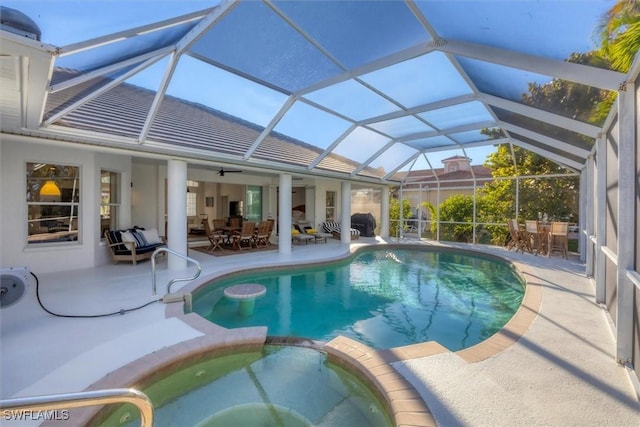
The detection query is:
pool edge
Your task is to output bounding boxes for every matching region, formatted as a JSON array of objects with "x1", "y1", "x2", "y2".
[
  {"x1": 455, "y1": 260, "x2": 541, "y2": 363},
  {"x1": 324, "y1": 336, "x2": 438, "y2": 427}
]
